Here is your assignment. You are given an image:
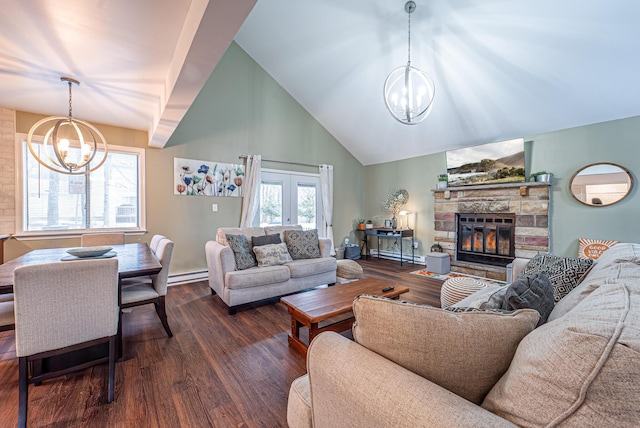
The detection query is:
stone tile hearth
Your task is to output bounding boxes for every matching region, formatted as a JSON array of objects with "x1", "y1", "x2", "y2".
[{"x1": 433, "y1": 182, "x2": 551, "y2": 281}]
